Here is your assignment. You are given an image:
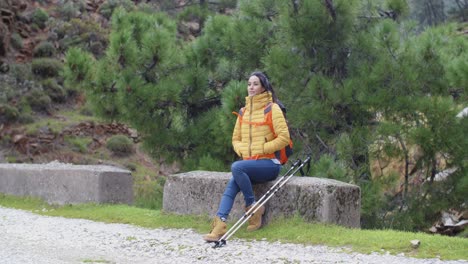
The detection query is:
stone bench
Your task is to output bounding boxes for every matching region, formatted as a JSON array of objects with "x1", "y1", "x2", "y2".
[
  {"x1": 0, "y1": 162, "x2": 133, "y2": 205},
  {"x1": 163, "y1": 171, "x2": 361, "y2": 228}
]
